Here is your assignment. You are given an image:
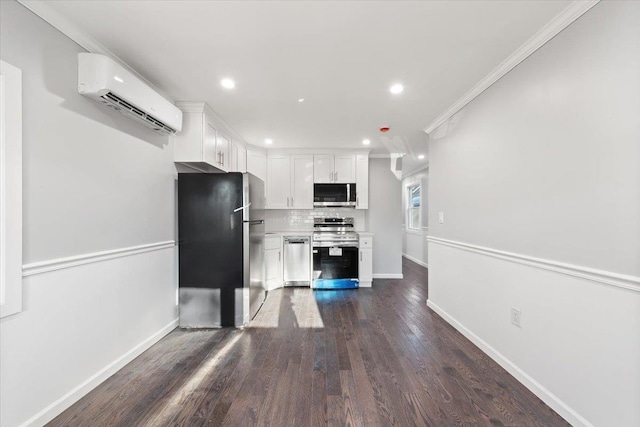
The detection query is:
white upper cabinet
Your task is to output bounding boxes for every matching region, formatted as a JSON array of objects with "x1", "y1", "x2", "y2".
[
  {"x1": 214, "y1": 128, "x2": 230, "y2": 172},
  {"x1": 234, "y1": 141, "x2": 247, "y2": 173},
  {"x1": 247, "y1": 149, "x2": 267, "y2": 182},
  {"x1": 229, "y1": 140, "x2": 240, "y2": 172},
  {"x1": 355, "y1": 154, "x2": 369, "y2": 209},
  {"x1": 174, "y1": 102, "x2": 244, "y2": 173},
  {"x1": 290, "y1": 155, "x2": 314, "y2": 208},
  {"x1": 313, "y1": 154, "x2": 334, "y2": 183},
  {"x1": 334, "y1": 154, "x2": 356, "y2": 183},
  {"x1": 266, "y1": 154, "x2": 313, "y2": 209},
  {"x1": 314, "y1": 154, "x2": 356, "y2": 183},
  {"x1": 267, "y1": 155, "x2": 291, "y2": 209}
]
